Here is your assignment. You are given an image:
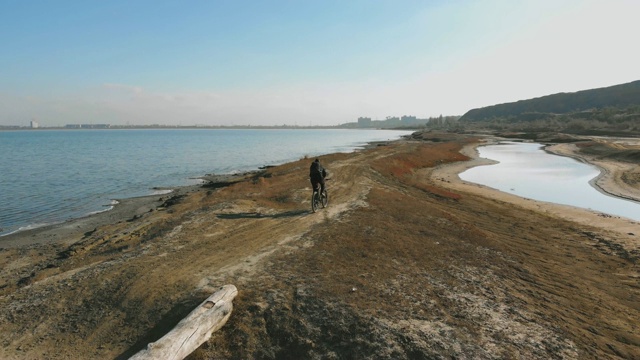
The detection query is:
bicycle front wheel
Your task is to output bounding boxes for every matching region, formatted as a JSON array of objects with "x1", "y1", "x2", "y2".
[{"x1": 321, "y1": 190, "x2": 328, "y2": 208}]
